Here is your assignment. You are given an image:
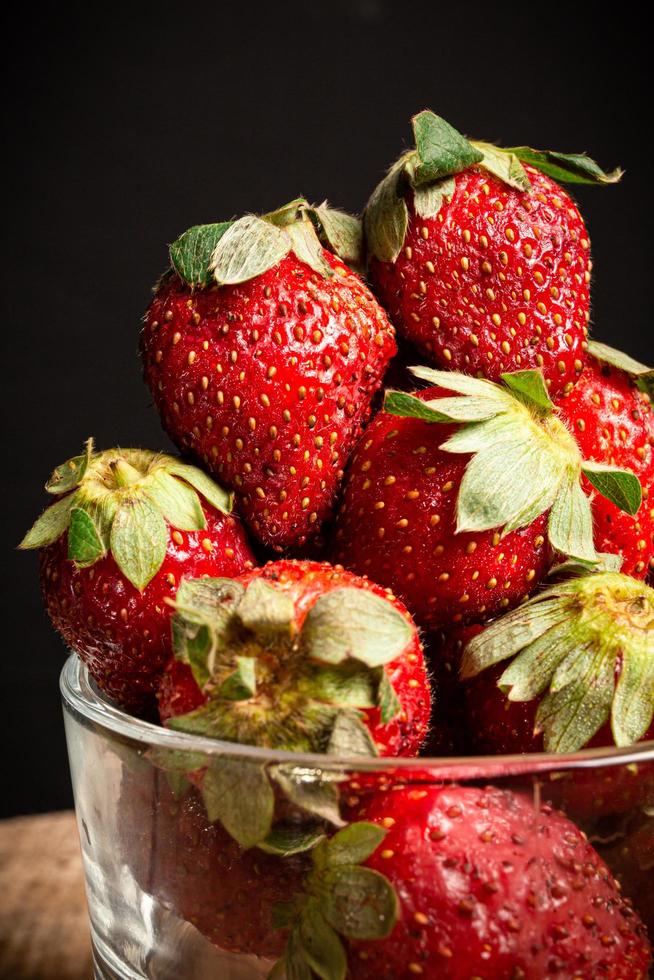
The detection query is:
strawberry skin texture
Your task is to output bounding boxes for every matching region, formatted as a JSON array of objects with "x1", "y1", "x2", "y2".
[
  {"x1": 158, "y1": 559, "x2": 431, "y2": 757},
  {"x1": 141, "y1": 255, "x2": 396, "y2": 552},
  {"x1": 557, "y1": 358, "x2": 654, "y2": 577},
  {"x1": 369, "y1": 166, "x2": 590, "y2": 397},
  {"x1": 119, "y1": 770, "x2": 306, "y2": 958},
  {"x1": 333, "y1": 388, "x2": 550, "y2": 629},
  {"x1": 40, "y1": 506, "x2": 255, "y2": 710},
  {"x1": 347, "y1": 785, "x2": 651, "y2": 979}
]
